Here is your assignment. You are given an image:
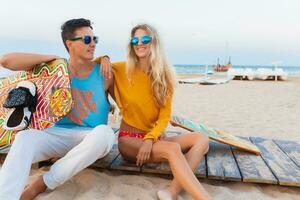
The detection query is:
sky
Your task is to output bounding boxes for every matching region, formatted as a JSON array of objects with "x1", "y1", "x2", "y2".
[{"x1": 0, "y1": 0, "x2": 299, "y2": 66}]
